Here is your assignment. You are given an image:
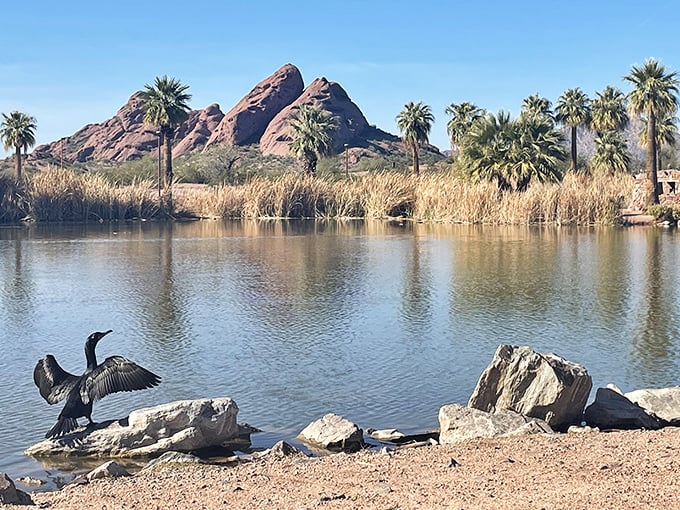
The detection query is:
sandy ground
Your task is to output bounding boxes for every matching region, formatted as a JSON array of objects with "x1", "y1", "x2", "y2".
[{"x1": 4, "y1": 427, "x2": 679, "y2": 509}]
